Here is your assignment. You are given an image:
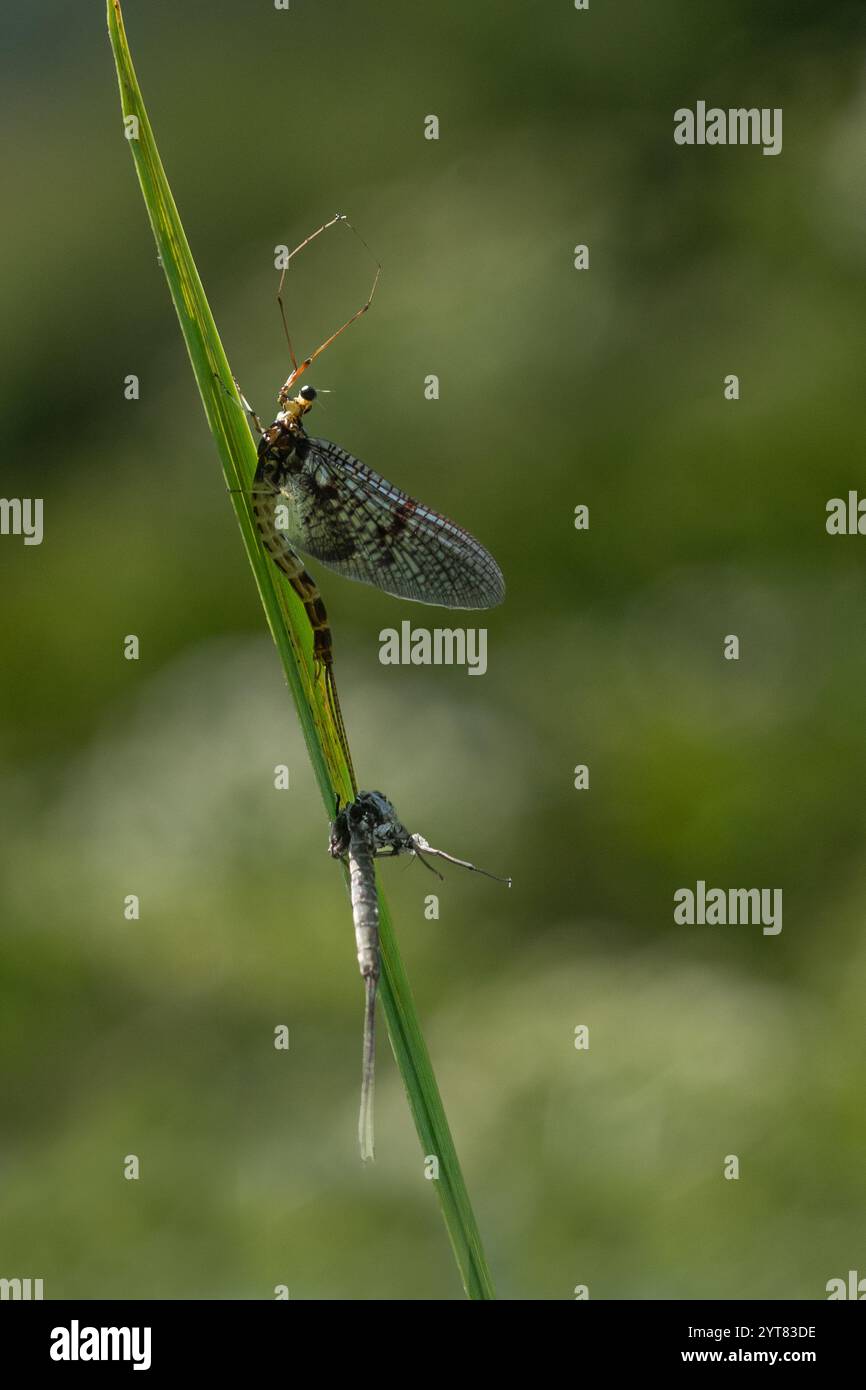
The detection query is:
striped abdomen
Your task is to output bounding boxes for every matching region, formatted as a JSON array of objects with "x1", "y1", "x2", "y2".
[{"x1": 252, "y1": 428, "x2": 333, "y2": 670}]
